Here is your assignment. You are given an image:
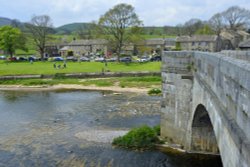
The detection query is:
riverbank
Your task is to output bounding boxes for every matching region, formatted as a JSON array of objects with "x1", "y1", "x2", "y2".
[{"x1": 0, "y1": 84, "x2": 150, "y2": 93}]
